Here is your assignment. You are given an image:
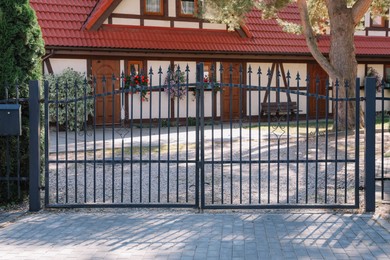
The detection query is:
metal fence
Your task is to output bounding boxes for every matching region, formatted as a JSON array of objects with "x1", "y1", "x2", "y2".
[
  {"x1": 42, "y1": 63, "x2": 366, "y2": 210},
  {"x1": 1, "y1": 65, "x2": 386, "y2": 212},
  {"x1": 0, "y1": 83, "x2": 24, "y2": 203},
  {"x1": 375, "y1": 84, "x2": 390, "y2": 202}
]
